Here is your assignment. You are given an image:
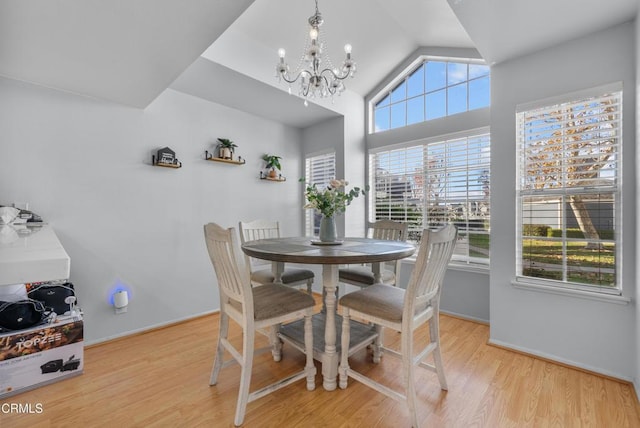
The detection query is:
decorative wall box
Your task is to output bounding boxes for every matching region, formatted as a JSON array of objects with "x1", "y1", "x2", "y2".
[{"x1": 152, "y1": 147, "x2": 182, "y2": 168}]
